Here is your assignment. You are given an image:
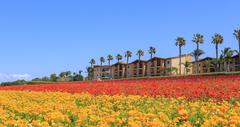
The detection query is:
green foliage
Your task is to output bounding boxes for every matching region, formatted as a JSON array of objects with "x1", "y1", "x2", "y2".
[
  {"x1": 116, "y1": 54, "x2": 123, "y2": 62},
  {"x1": 136, "y1": 49, "x2": 144, "y2": 60},
  {"x1": 148, "y1": 46, "x2": 156, "y2": 58},
  {"x1": 1, "y1": 70, "x2": 84, "y2": 86},
  {"x1": 0, "y1": 80, "x2": 27, "y2": 86}
]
